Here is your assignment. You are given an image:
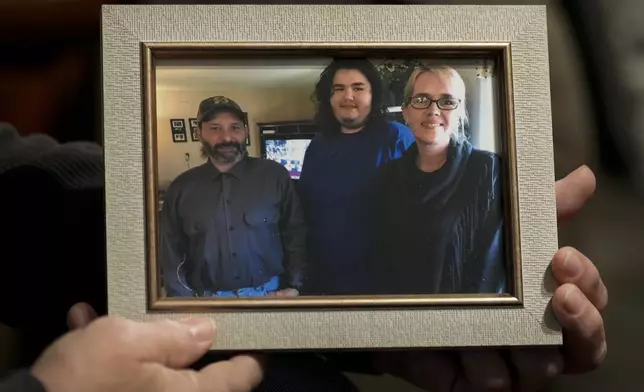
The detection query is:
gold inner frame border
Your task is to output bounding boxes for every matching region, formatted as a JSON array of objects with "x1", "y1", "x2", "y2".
[{"x1": 141, "y1": 42, "x2": 522, "y2": 312}]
